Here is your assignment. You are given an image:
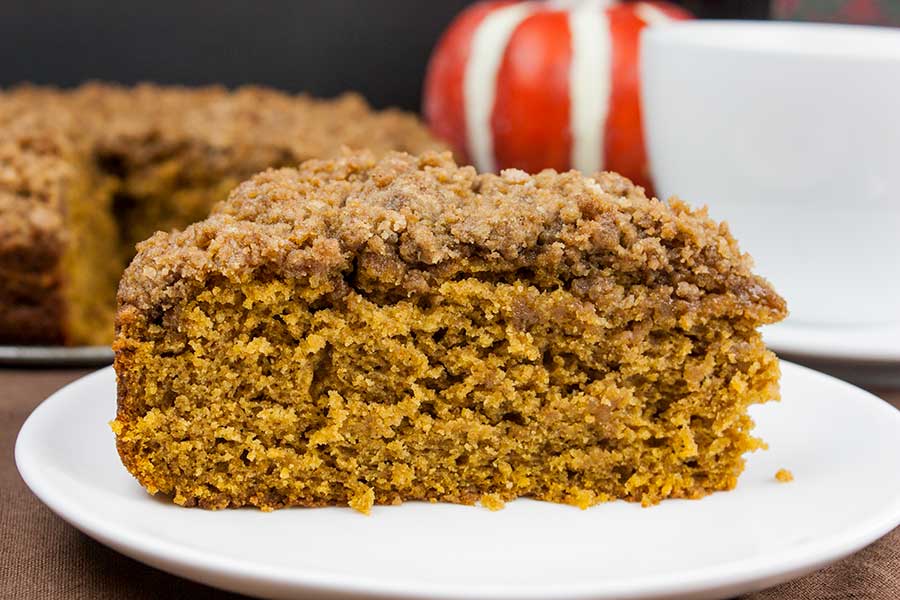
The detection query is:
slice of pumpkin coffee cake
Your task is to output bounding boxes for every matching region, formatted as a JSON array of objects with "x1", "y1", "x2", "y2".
[{"x1": 112, "y1": 150, "x2": 786, "y2": 513}]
